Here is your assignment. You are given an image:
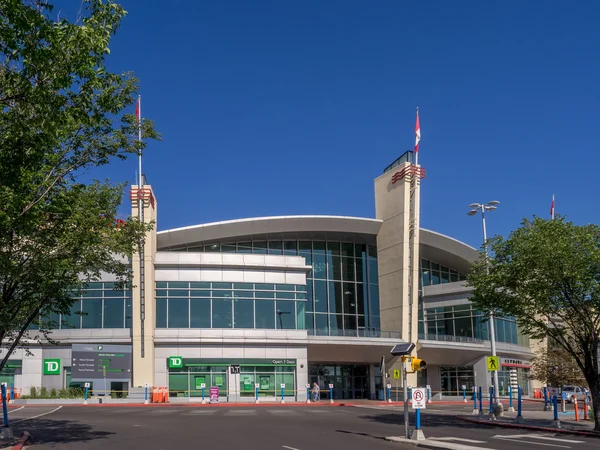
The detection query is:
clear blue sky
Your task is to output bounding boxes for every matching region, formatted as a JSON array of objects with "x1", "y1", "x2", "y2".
[{"x1": 83, "y1": 0, "x2": 599, "y2": 248}]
